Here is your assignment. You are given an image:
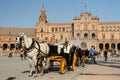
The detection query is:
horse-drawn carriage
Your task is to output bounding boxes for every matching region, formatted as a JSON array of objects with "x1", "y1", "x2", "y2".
[
  {"x1": 16, "y1": 32, "x2": 77, "y2": 77},
  {"x1": 45, "y1": 44, "x2": 77, "y2": 74}
]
